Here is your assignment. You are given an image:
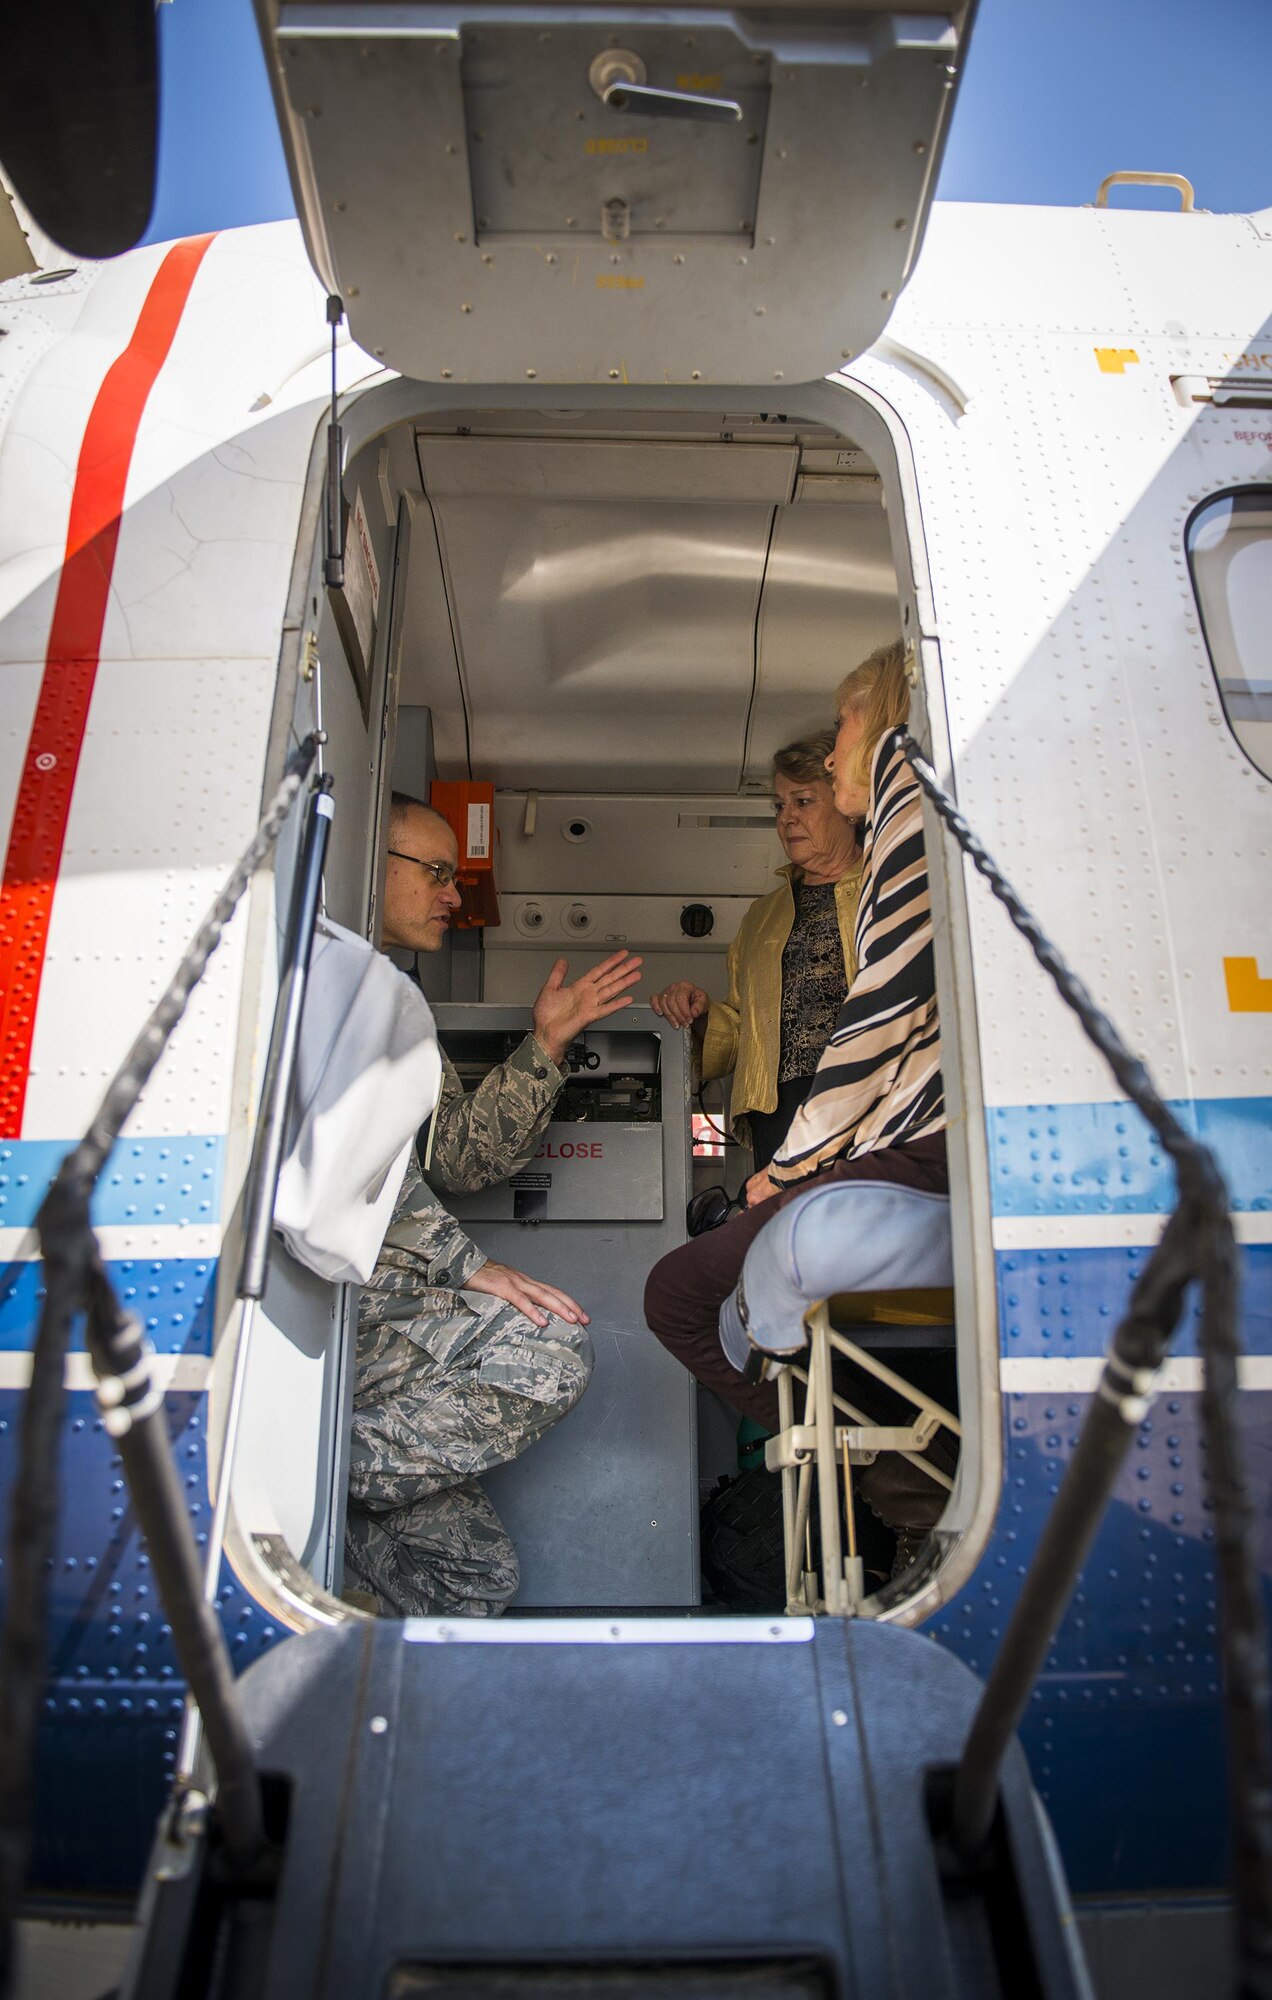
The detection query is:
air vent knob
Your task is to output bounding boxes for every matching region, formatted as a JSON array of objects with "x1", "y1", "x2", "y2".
[{"x1": 680, "y1": 903, "x2": 715, "y2": 939}]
